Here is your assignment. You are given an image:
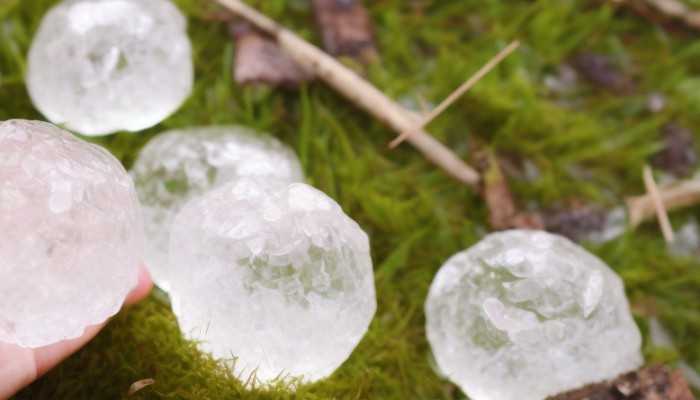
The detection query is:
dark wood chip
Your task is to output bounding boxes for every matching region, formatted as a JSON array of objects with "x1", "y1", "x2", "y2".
[
  {"x1": 229, "y1": 22, "x2": 315, "y2": 89},
  {"x1": 311, "y1": 0, "x2": 378, "y2": 62},
  {"x1": 548, "y1": 365, "x2": 694, "y2": 400},
  {"x1": 570, "y1": 53, "x2": 634, "y2": 94},
  {"x1": 543, "y1": 203, "x2": 607, "y2": 242},
  {"x1": 651, "y1": 124, "x2": 697, "y2": 177}
]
